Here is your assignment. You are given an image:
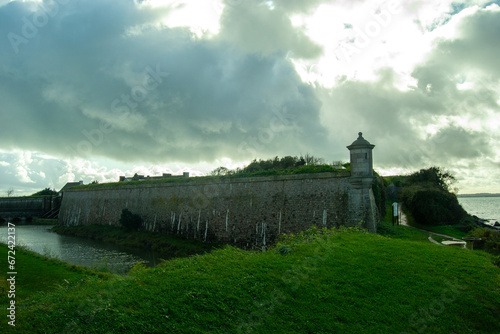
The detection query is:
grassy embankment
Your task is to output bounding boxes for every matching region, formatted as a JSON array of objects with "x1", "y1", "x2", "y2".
[
  {"x1": 71, "y1": 165, "x2": 348, "y2": 191},
  {"x1": 0, "y1": 244, "x2": 110, "y2": 328},
  {"x1": 1, "y1": 223, "x2": 499, "y2": 333},
  {"x1": 376, "y1": 203, "x2": 429, "y2": 242}
]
